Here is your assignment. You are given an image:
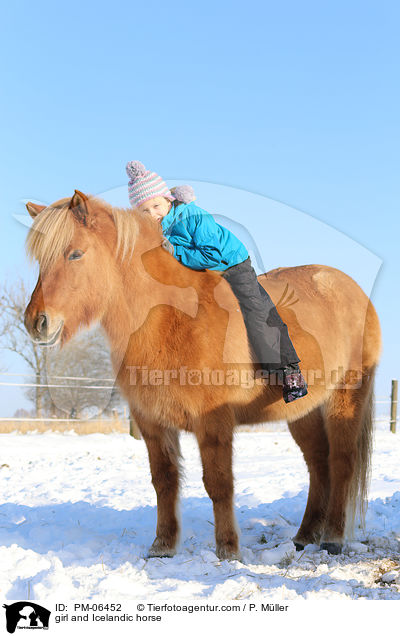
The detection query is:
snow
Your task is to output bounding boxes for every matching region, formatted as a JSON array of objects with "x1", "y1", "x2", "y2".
[{"x1": 0, "y1": 423, "x2": 400, "y2": 601}]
